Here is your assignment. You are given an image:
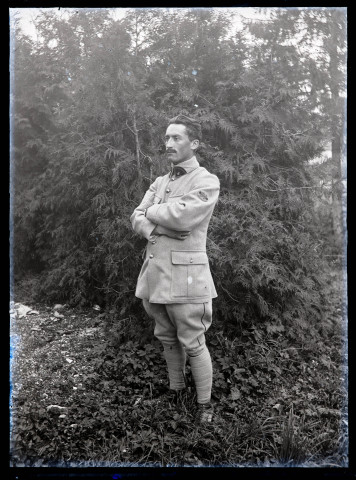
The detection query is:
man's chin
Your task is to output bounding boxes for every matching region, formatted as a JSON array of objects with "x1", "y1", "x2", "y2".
[
  {"x1": 166, "y1": 154, "x2": 192, "y2": 164},
  {"x1": 167, "y1": 154, "x2": 181, "y2": 164}
]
